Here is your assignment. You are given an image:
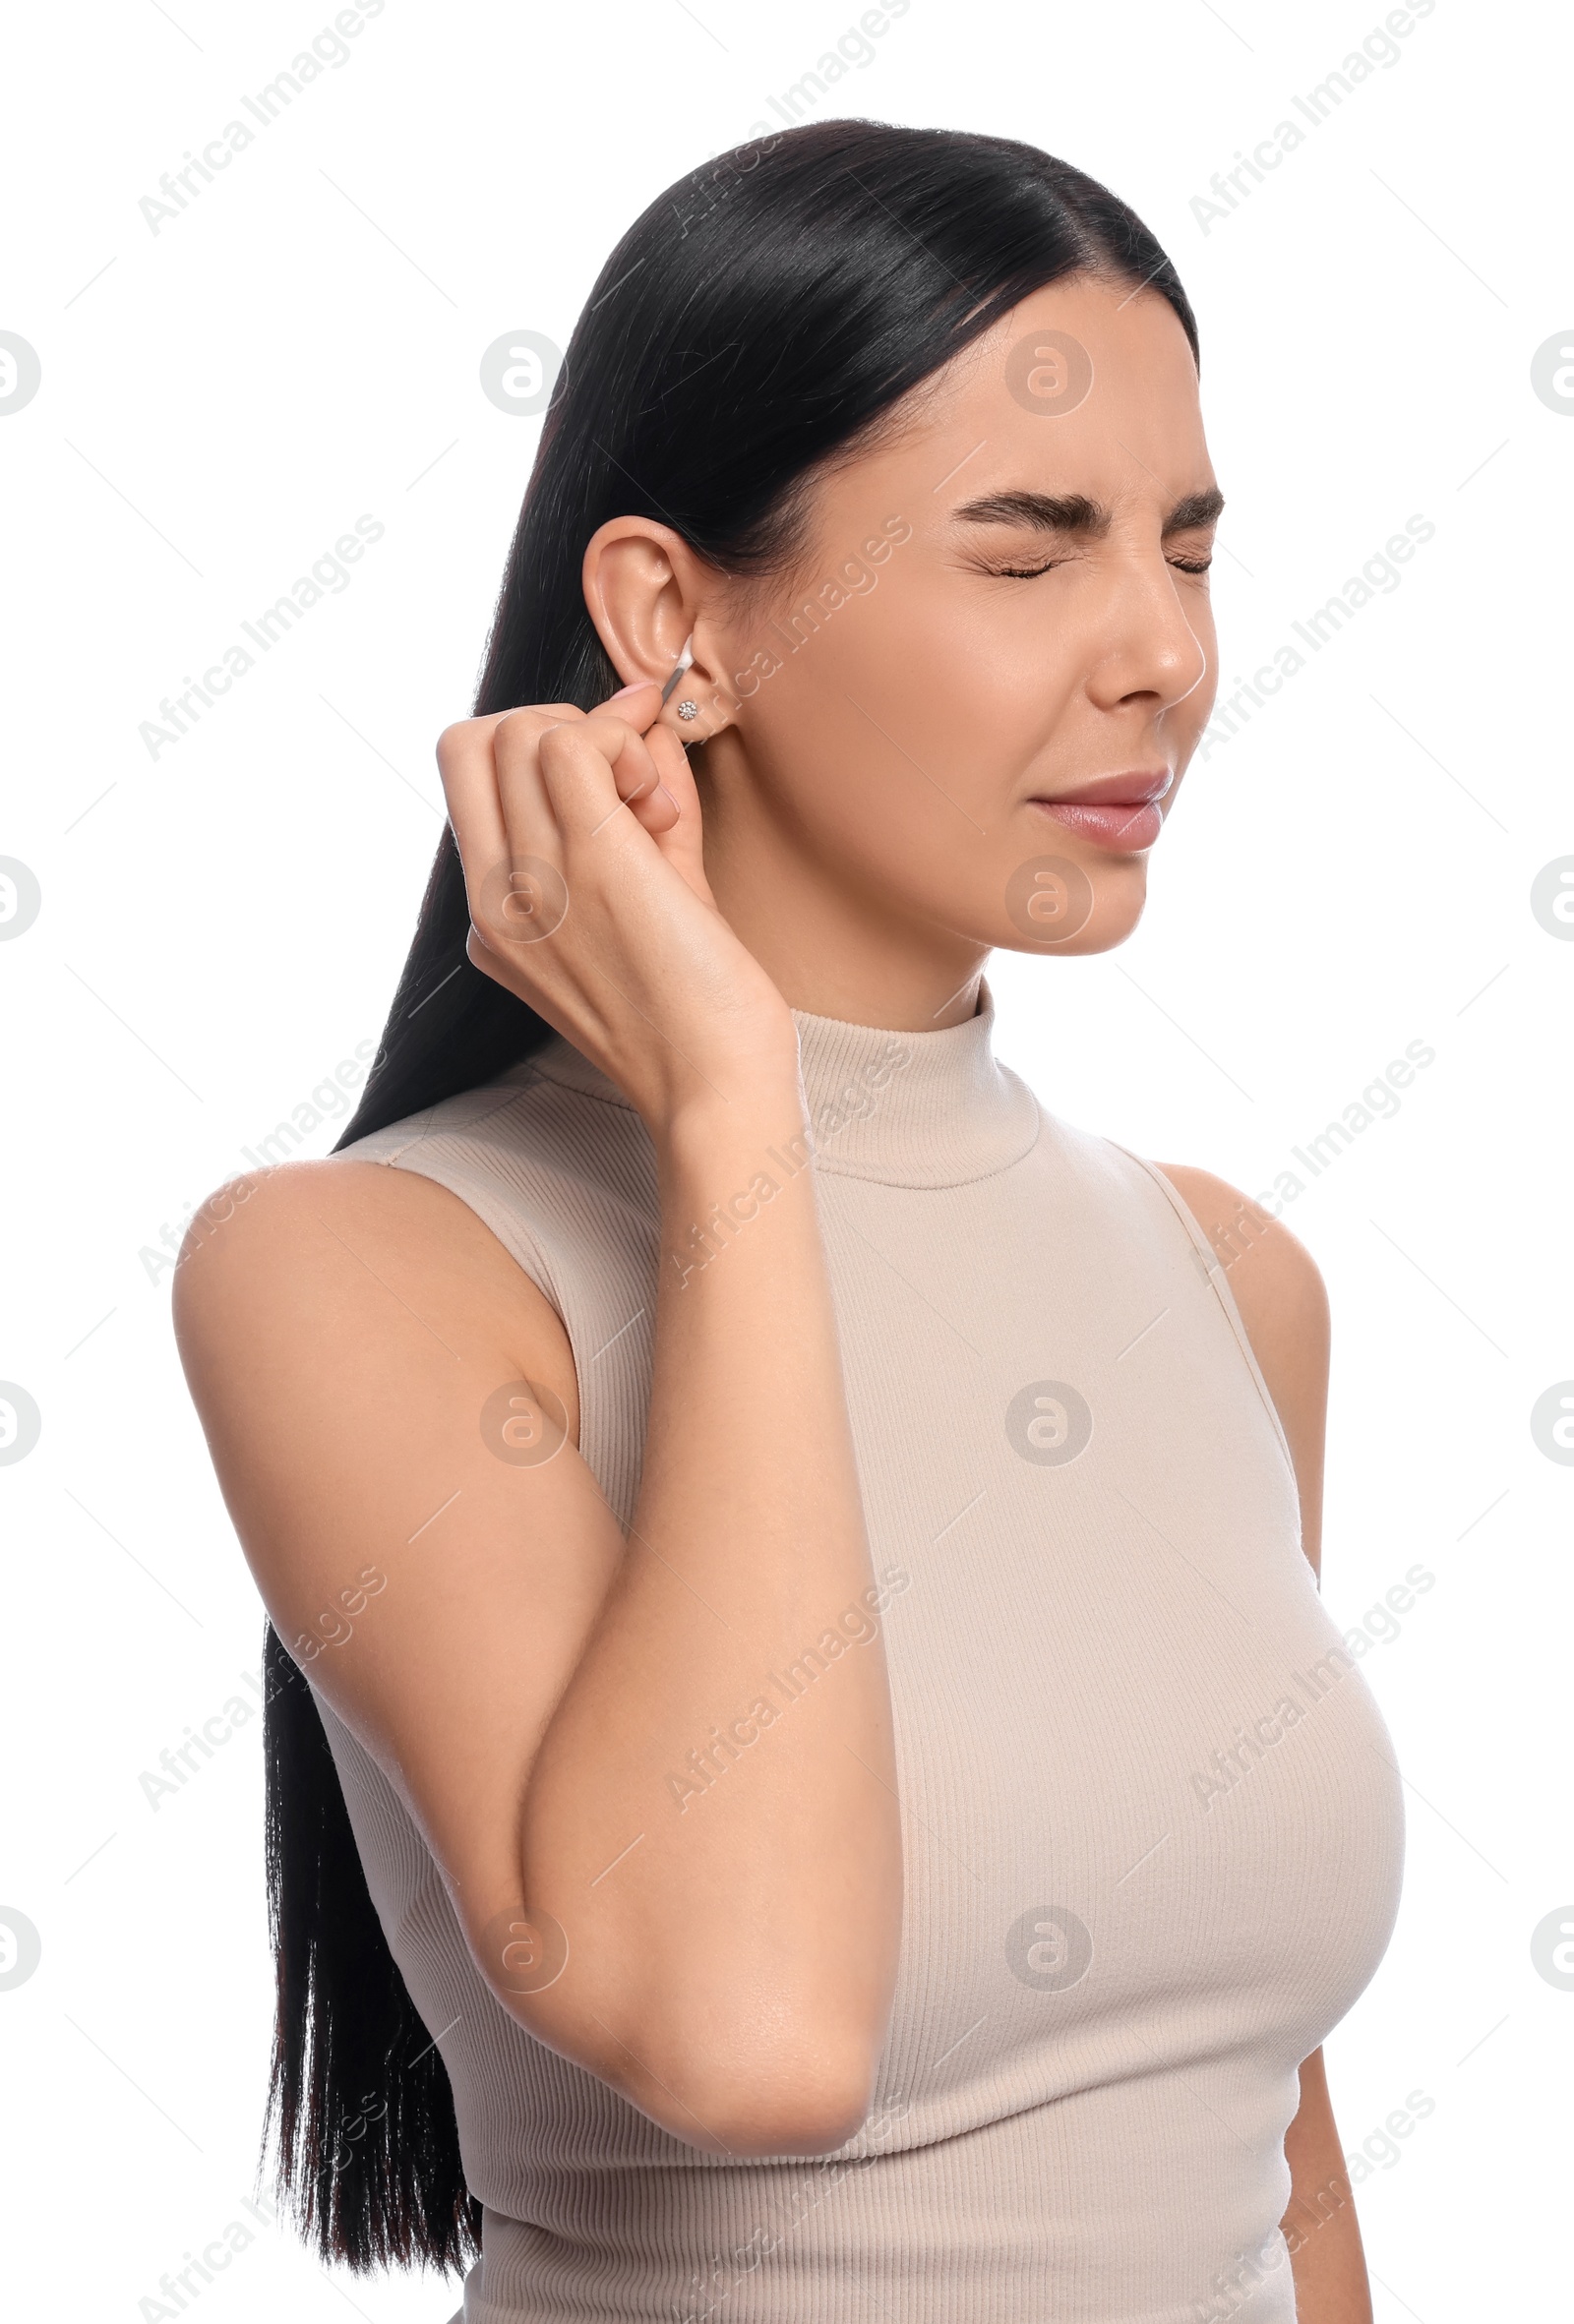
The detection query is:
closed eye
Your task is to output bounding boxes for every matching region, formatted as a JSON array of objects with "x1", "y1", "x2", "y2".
[
  {"x1": 984, "y1": 559, "x2": 1067, "y2": 580},
  {"x1": 978, "y1": 551, "x2": 1214, "y2": 580}
]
